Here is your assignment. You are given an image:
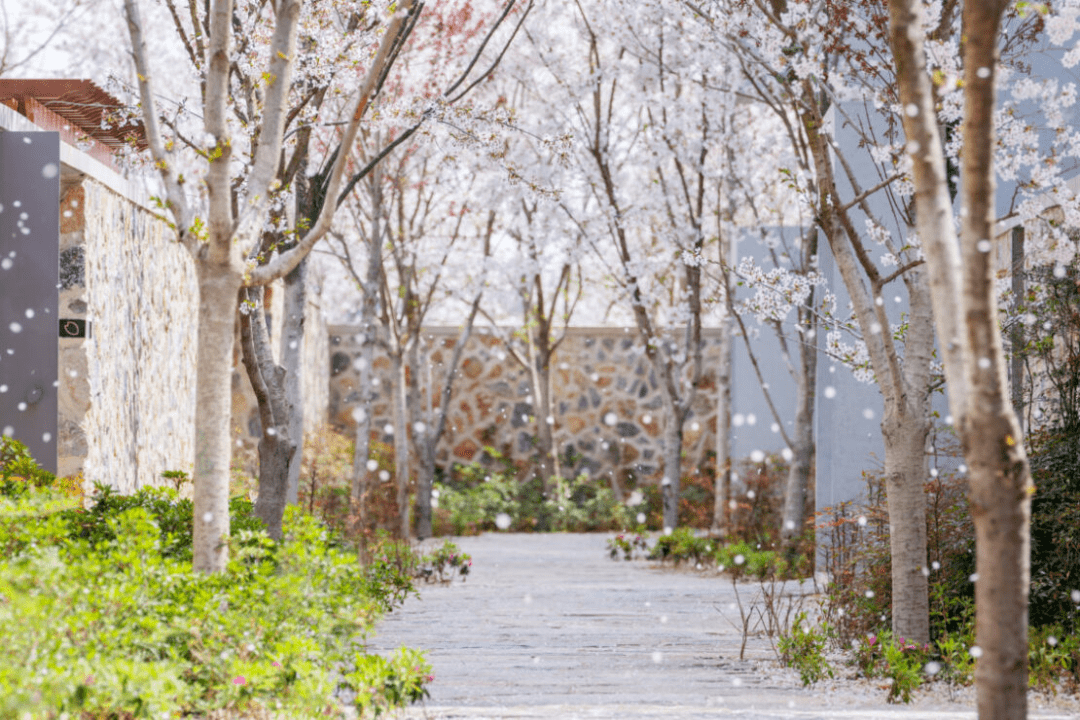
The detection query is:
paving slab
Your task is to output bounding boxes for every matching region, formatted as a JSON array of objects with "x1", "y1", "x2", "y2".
[{"x1": 368, "y1": 533, "x2": 1080, "y2": 720}]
